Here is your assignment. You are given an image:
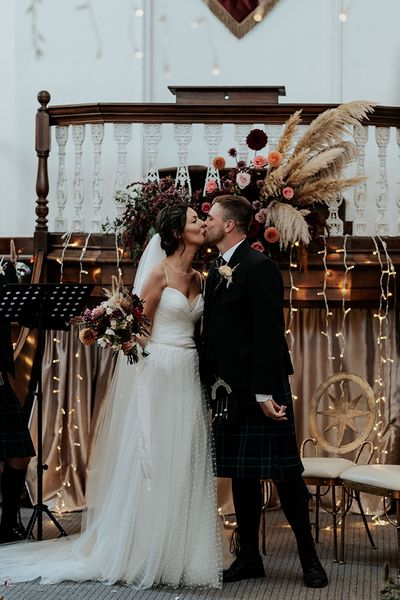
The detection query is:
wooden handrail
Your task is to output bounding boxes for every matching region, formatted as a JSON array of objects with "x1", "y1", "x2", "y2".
[
  {"x1": 33, "y1": 89, "x2": 400, "y2": 237},
  {"x1": 46, "y1": 102, "x2": 400, "y2": 127}
]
